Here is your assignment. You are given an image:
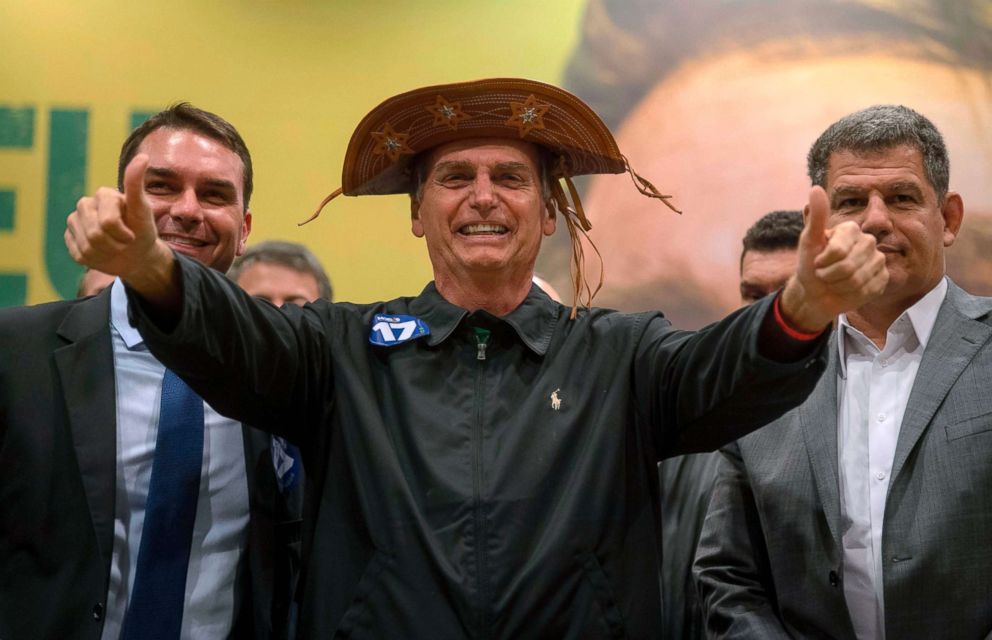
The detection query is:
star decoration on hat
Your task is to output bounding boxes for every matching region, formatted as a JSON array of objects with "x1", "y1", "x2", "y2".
[
  {"x1": 370, "y1": 123, "x2": 415, "y2": 162},
  {"x1": 505, "y1": 94, "x2": 550, "y2": 138},
  {"x1": 426, "y1": 95, "x2": 470, "y2": 131}
]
